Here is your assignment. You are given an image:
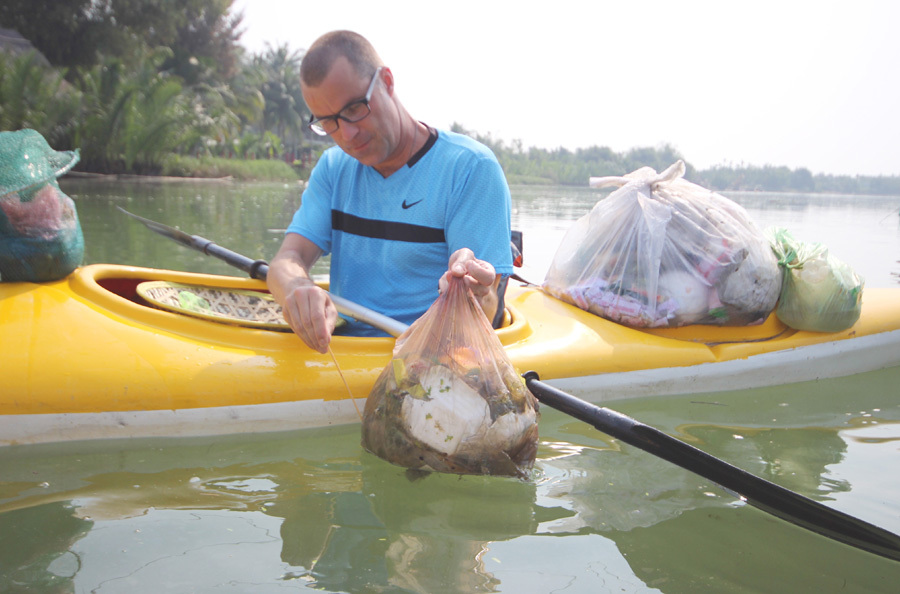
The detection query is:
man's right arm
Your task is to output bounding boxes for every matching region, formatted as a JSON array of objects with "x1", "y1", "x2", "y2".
[{"x1": 267, "y1": 233, "x2": 337, "y2": 353}]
